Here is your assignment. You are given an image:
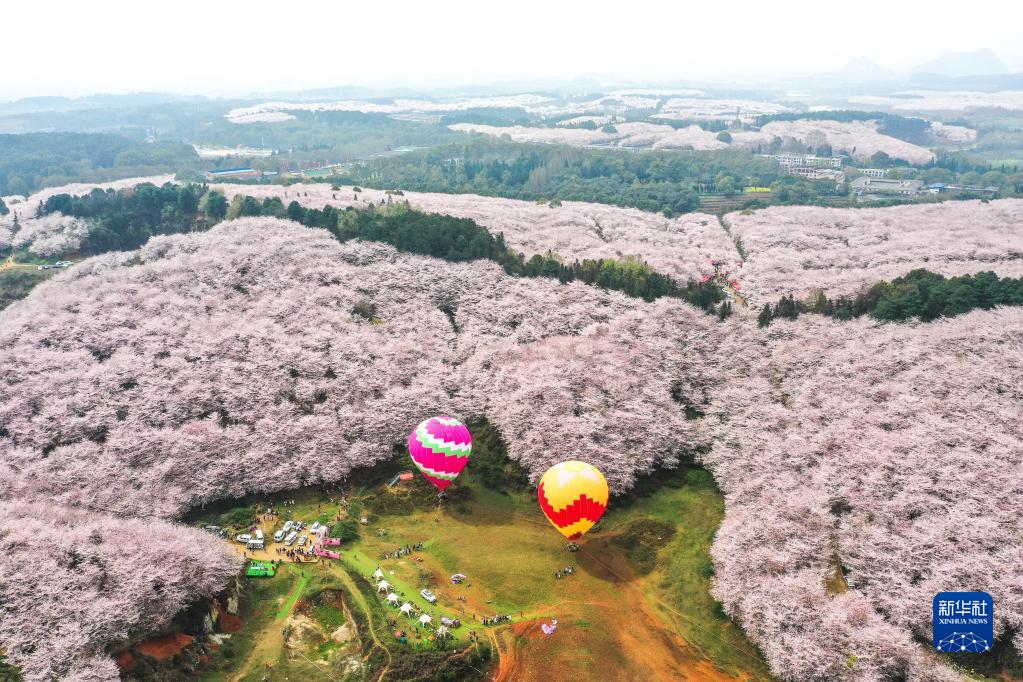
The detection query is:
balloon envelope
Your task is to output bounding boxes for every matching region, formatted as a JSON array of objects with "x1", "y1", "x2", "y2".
[
  {"x1": 407, "y1": 416, "x2": 472, "y2": 490},
  {"x1": 537, "y1": 461, "x2": 609, "y2": 540}
]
